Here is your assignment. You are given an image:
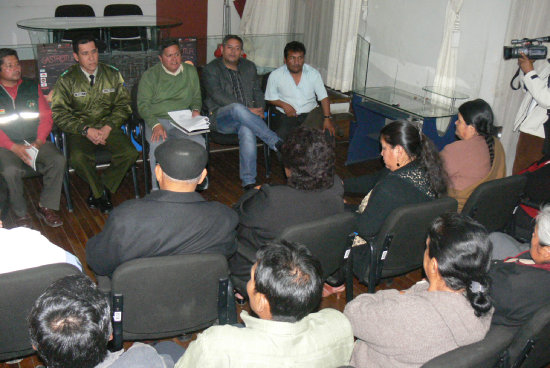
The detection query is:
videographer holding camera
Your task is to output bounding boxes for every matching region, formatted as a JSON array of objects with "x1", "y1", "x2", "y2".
[{"x1": 511, "y1": 46, "x2": 550, "y2": 174}]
